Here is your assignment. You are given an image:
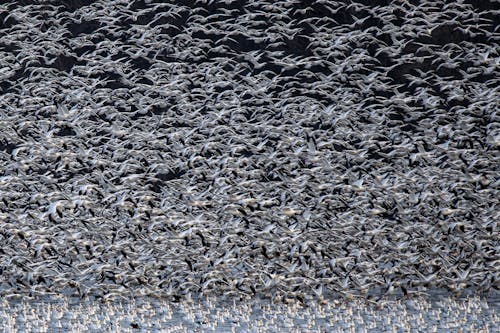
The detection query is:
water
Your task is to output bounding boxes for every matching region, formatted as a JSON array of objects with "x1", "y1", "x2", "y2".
[{"x1": 0, "y1": 293, "x2": 497, "y2": 332}]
